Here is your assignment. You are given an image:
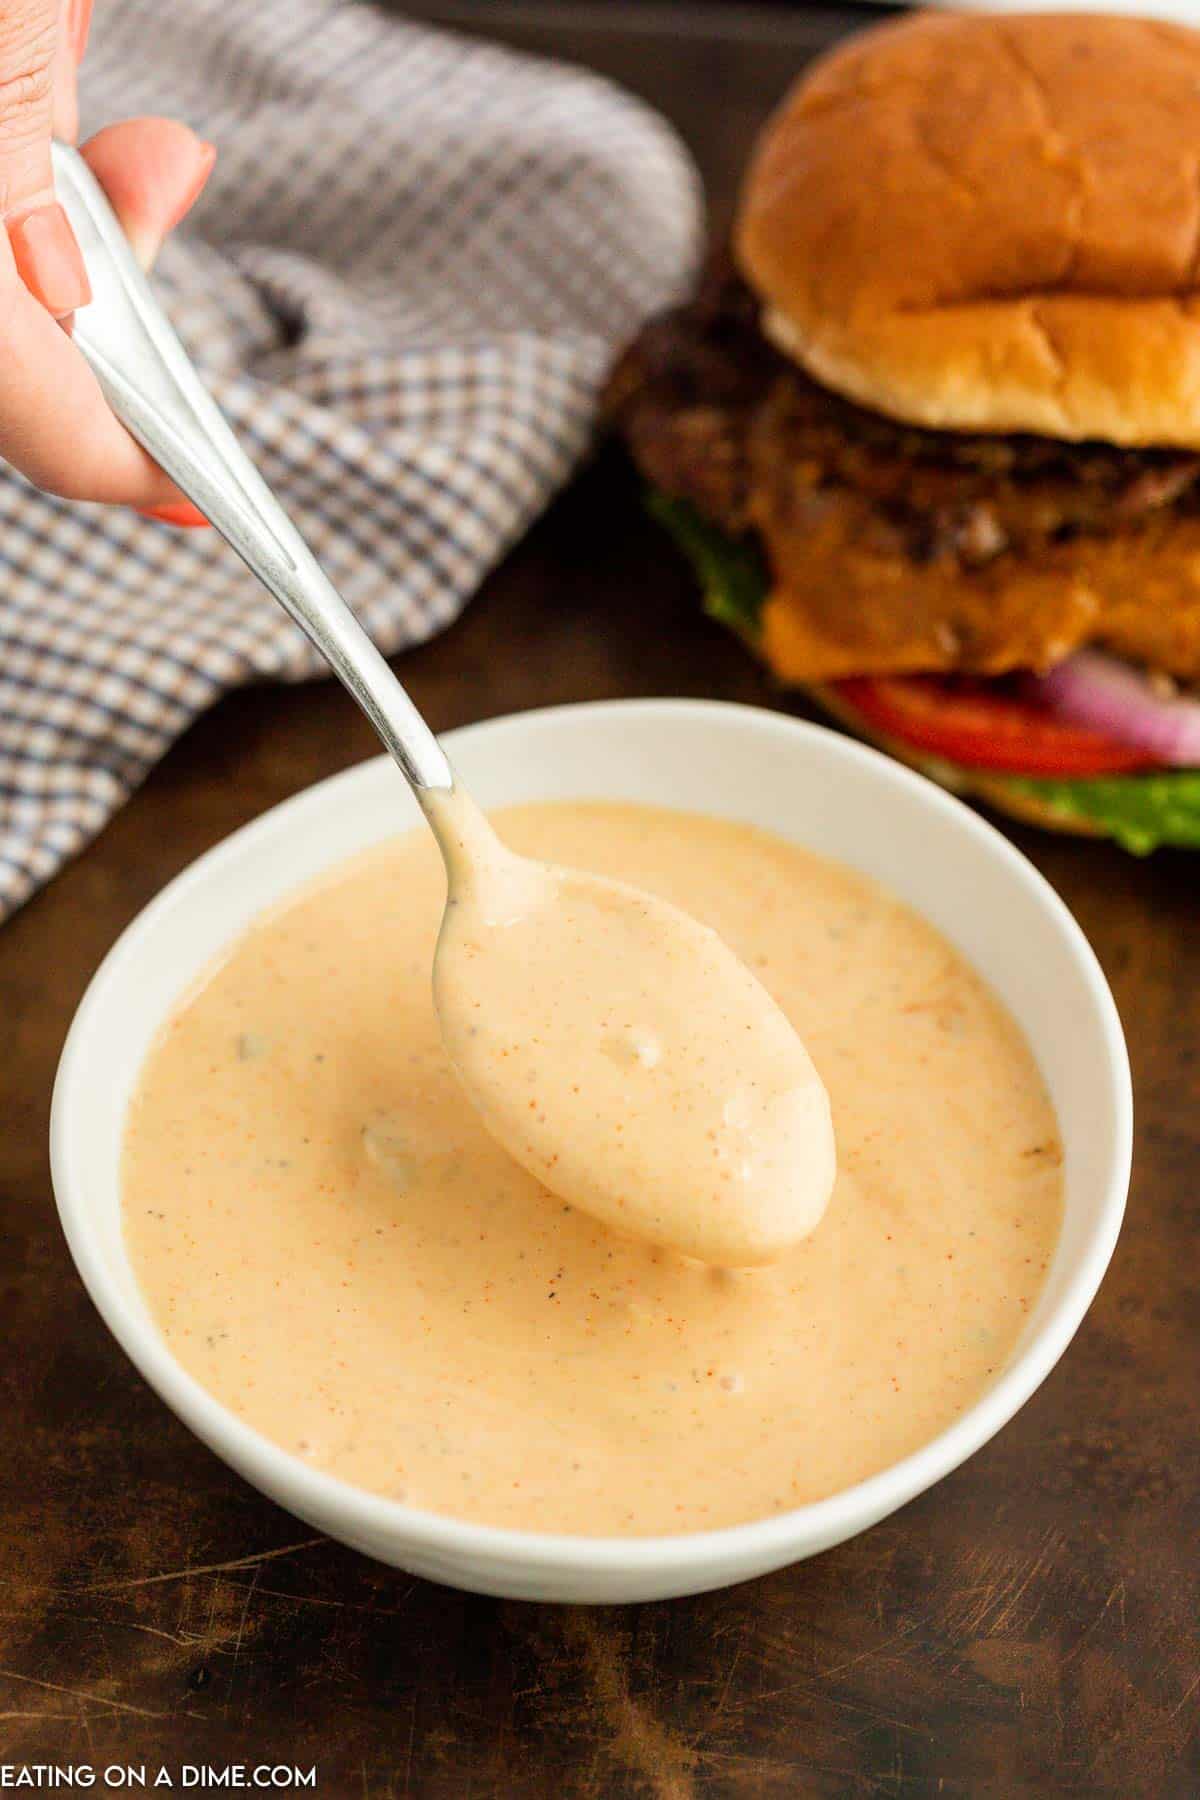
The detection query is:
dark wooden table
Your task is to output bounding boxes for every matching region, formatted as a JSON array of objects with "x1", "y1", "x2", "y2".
[{"x1": 2, "y1": 6, "x2": 1197, "y2": 1794}]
